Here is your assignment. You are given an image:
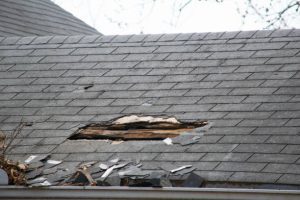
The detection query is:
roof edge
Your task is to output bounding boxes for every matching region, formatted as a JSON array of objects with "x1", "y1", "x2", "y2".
[{"x1": 0, "y1": 186, "x2": 300, "y2": 200}]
